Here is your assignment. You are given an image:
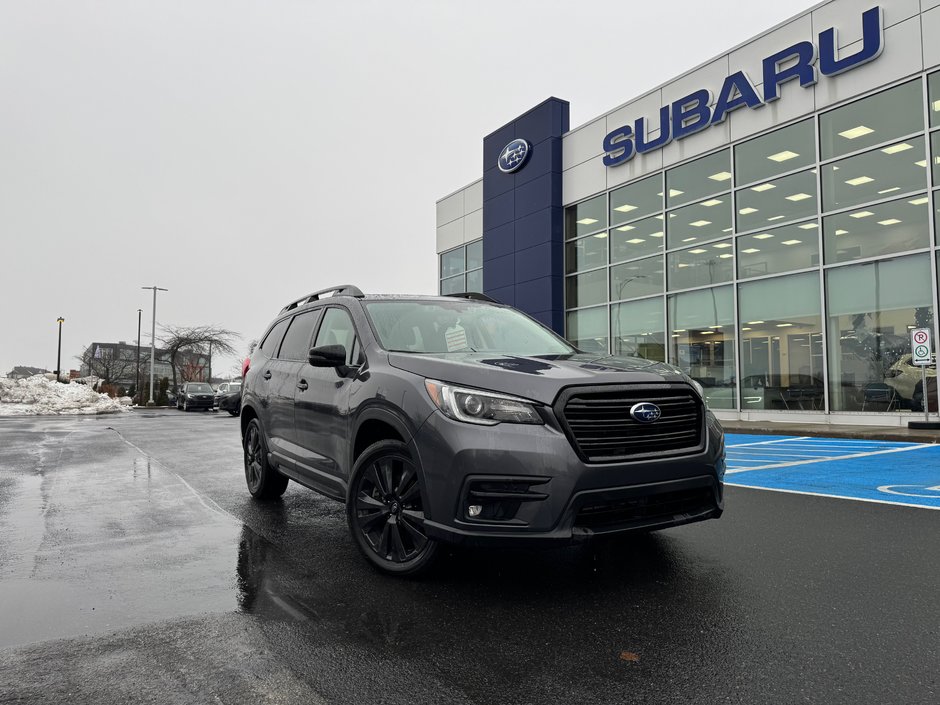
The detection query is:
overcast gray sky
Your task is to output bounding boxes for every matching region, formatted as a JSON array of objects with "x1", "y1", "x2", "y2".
[{"x1": 0, "y1": 0, "x2": 816, "y2": 379}]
